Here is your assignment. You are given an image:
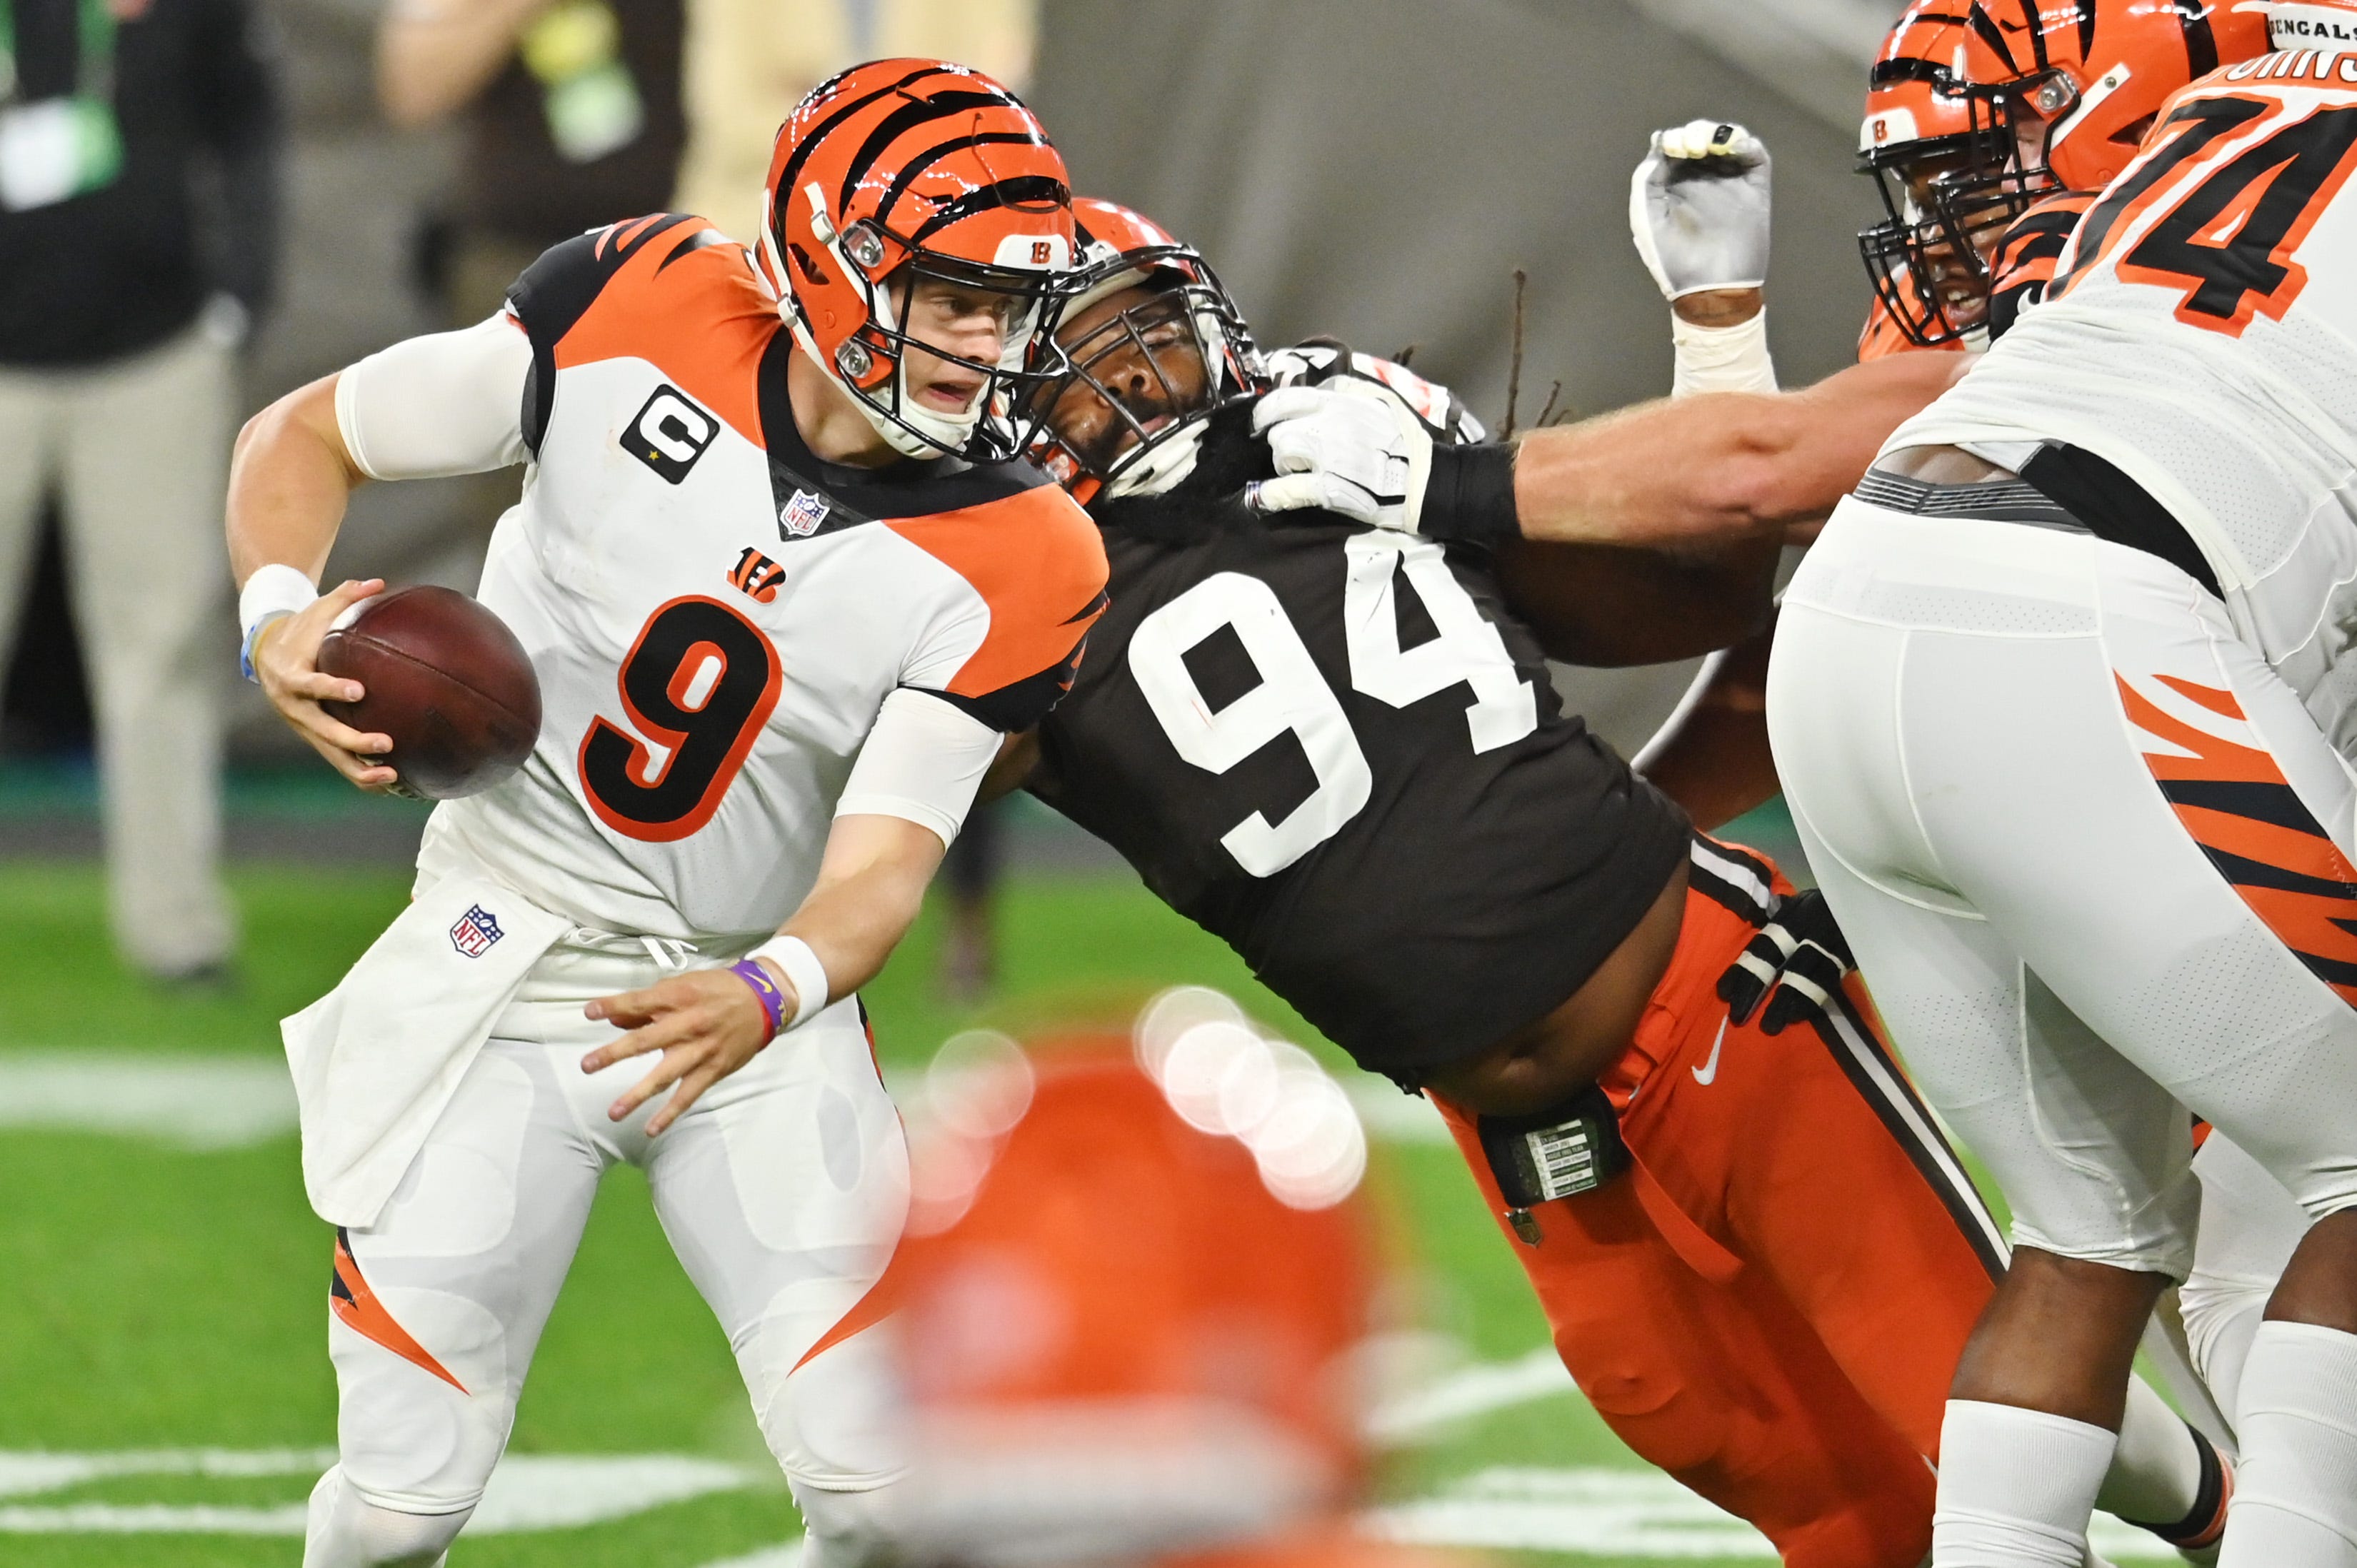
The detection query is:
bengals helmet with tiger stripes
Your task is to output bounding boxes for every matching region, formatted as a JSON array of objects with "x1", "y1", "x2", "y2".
[
  {"x1": 759, "y1": 59, "x2": 1079, "y2": 460},
  {"x1": 1951, "y1": 0, "x2": 2266, "y2": 194},
  {"x1": 1858, "y1": 0, "x2": 2268, "y2": 348},
  {"x1": 1016, "y1": 197, "x2": 1263, "y2": 504},
  {"x1": 1857, "y1": 4, "x2": 2014, "y2": 346}
]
